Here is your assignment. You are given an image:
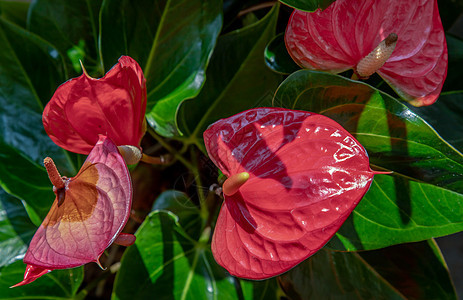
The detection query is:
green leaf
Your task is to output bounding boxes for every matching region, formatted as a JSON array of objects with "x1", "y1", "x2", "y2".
[
  {"x1": 264, "y1": 33, "x2": 300, "y2": 75},
  {"x1": 359, "y1": 240, "x2": 457, "y2": 299},
  {"x1": 442, "y1": 35, "x2": 463, "y2": 92},
  {"x1": 0, "y1": 0, "x2": 29, "y2": 28},
  {"x1": 0, "y1": 189, "x2": 83, "y2": 297},
  {"x1": 407, "y1": 91, "x2": 463, "y2": 152},
  {"x1": 0, "y1": 189, "x2": 36, "y2": 268},
  {"x1": 438, "y1": 0, "x2": 463, "y2": 31},
  {"x1": 0, "y1": 17, "x2": 75, "y2": 221},
  {"x1": 152, "y1": 190, "x2": 202, "y2": 240},
  {"x1": 99, "y1": 0, "x2": 223, "y2": 137},
  {"x1": 241, "y1": 278, "x2": 281, "y2": 300},
  {"x1": 279, "y1": 240, "x2": 456, "y2": 299},
  {"x1": 331, "y1": 175, "x2": 463, "y2": 250},
  {"x1": 278, "y1": 248, "x2": 406, "y2": 299},
  {"x1": 274, "y1": 70, "x2": 463, "y2": 250},
  {"x1": 278, "y1": 0, "x2": 334, "y2": 11},
  {"x1": 27, "y1": 0, "x2": 103, "y2": 76},
  {"x1": 0, "y1": 261, "x2": 83, "y2": 299},
  {"x1": 112, "y1": 211, "x2": 243, "y2": 300},
  {"x1": 178, "y1": 3, "x2": 282, "y2": 149}
]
